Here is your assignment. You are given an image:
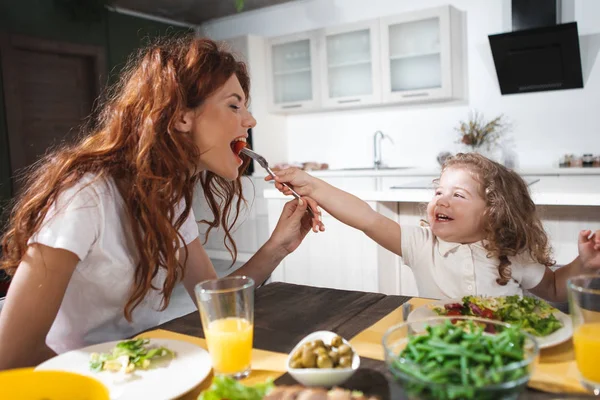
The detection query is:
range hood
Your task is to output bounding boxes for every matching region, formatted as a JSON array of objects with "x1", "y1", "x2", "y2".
[{"x1": 488, "y1": 0, "x2": 584, "y2": 95}]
